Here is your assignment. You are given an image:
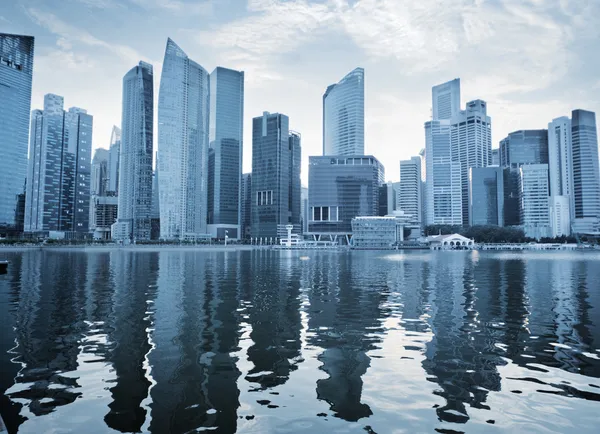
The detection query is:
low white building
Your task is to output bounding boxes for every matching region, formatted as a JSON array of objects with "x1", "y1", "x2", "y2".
[
  {"x1": 426, "y1": 233, "x2": 475, "y2": 250},
  {"x1": 351, "y1": 212, "x2": 421, "y2": 249}
]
